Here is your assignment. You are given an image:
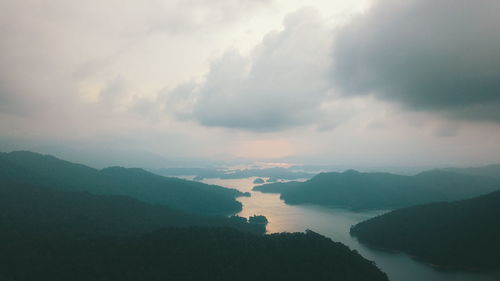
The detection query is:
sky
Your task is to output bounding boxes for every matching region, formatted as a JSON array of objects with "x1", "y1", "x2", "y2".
[{"x1": 1, "y1": 0, "x2": 500, "y2": 170}]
